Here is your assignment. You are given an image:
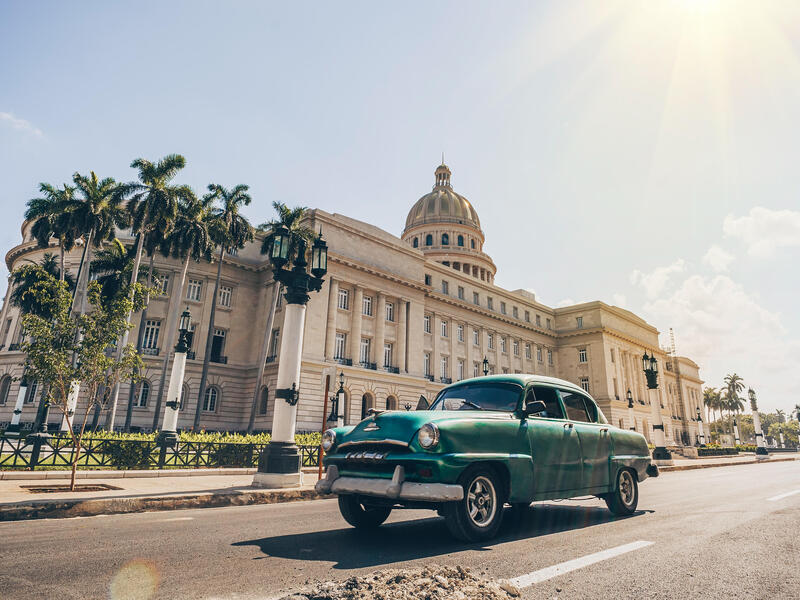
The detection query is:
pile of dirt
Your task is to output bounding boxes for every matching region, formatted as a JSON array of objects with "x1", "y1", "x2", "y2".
[{"x1": 280, "y1": 565, "x2": 521, "y2": 600}]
